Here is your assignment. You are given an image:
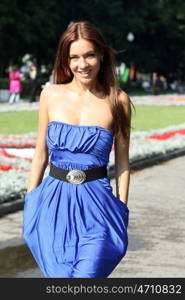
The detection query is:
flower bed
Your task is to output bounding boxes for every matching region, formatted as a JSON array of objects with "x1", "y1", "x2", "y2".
[
  {"x1": 129, "y1": 123, "x2": 185, "y2": 162},
  {"x1": 0, "y1": 123, "x2": 185, "y2": 203},
  {"x1": 0, "y1": 133, "x2": 36, "y2": 148}
]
